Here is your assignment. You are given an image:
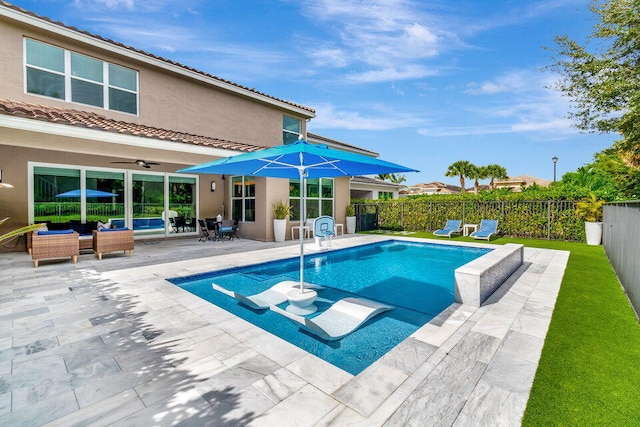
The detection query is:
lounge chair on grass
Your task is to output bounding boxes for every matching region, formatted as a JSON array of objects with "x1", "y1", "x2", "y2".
[
  {"x1": 433, "y1": 219, "x2": 462, "y2": 238},
  {"x1": 470, "y1": 219, "x2": 499, "y2": 240},
  {"x1": 269, "y1": 297, "x2": 393, "y2": 341},
  {"x1": 212, "y1": 281, "x2": 323, "y2": 310}
]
